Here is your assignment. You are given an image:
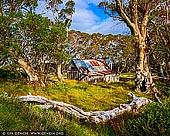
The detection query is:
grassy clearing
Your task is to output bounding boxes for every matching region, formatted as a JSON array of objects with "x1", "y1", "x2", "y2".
[
  {"x1": 0, "y1": 73, "x2": 151, "y2": 112},
  {"x1": 1, "y1": 72, "x2": 167, "y2": 135}
]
